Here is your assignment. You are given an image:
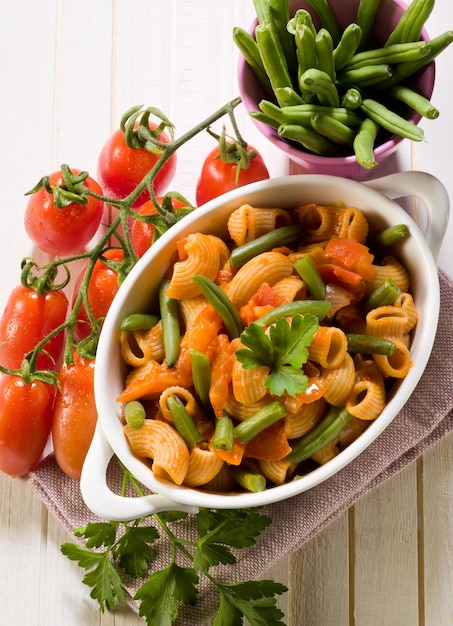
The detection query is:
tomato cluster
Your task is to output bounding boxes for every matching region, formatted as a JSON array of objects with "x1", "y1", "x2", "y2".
[{"x1": 0, "y1": 115, "x2": 269, "y2": 480}]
